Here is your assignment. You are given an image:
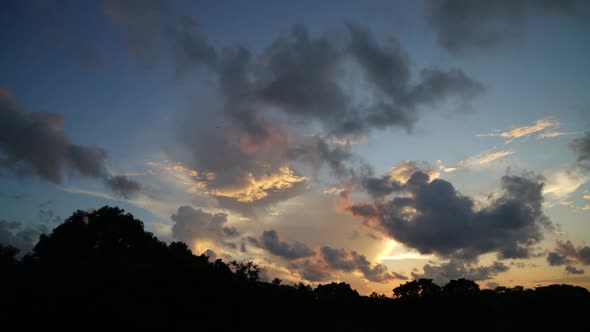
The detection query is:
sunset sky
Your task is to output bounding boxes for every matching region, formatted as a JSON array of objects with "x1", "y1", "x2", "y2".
[{"x1": 1, "y1": 0, "x2": 590, "y2": 294}]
